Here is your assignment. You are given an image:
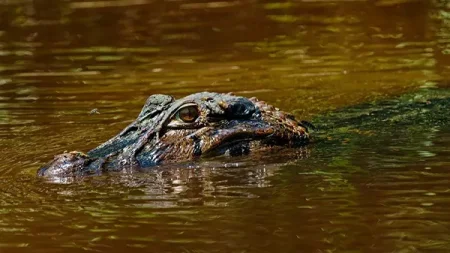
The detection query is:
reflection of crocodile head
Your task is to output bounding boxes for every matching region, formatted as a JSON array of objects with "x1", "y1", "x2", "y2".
[{"x1": 38, "y1": 92, "x2": 311, "y2": 178}]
